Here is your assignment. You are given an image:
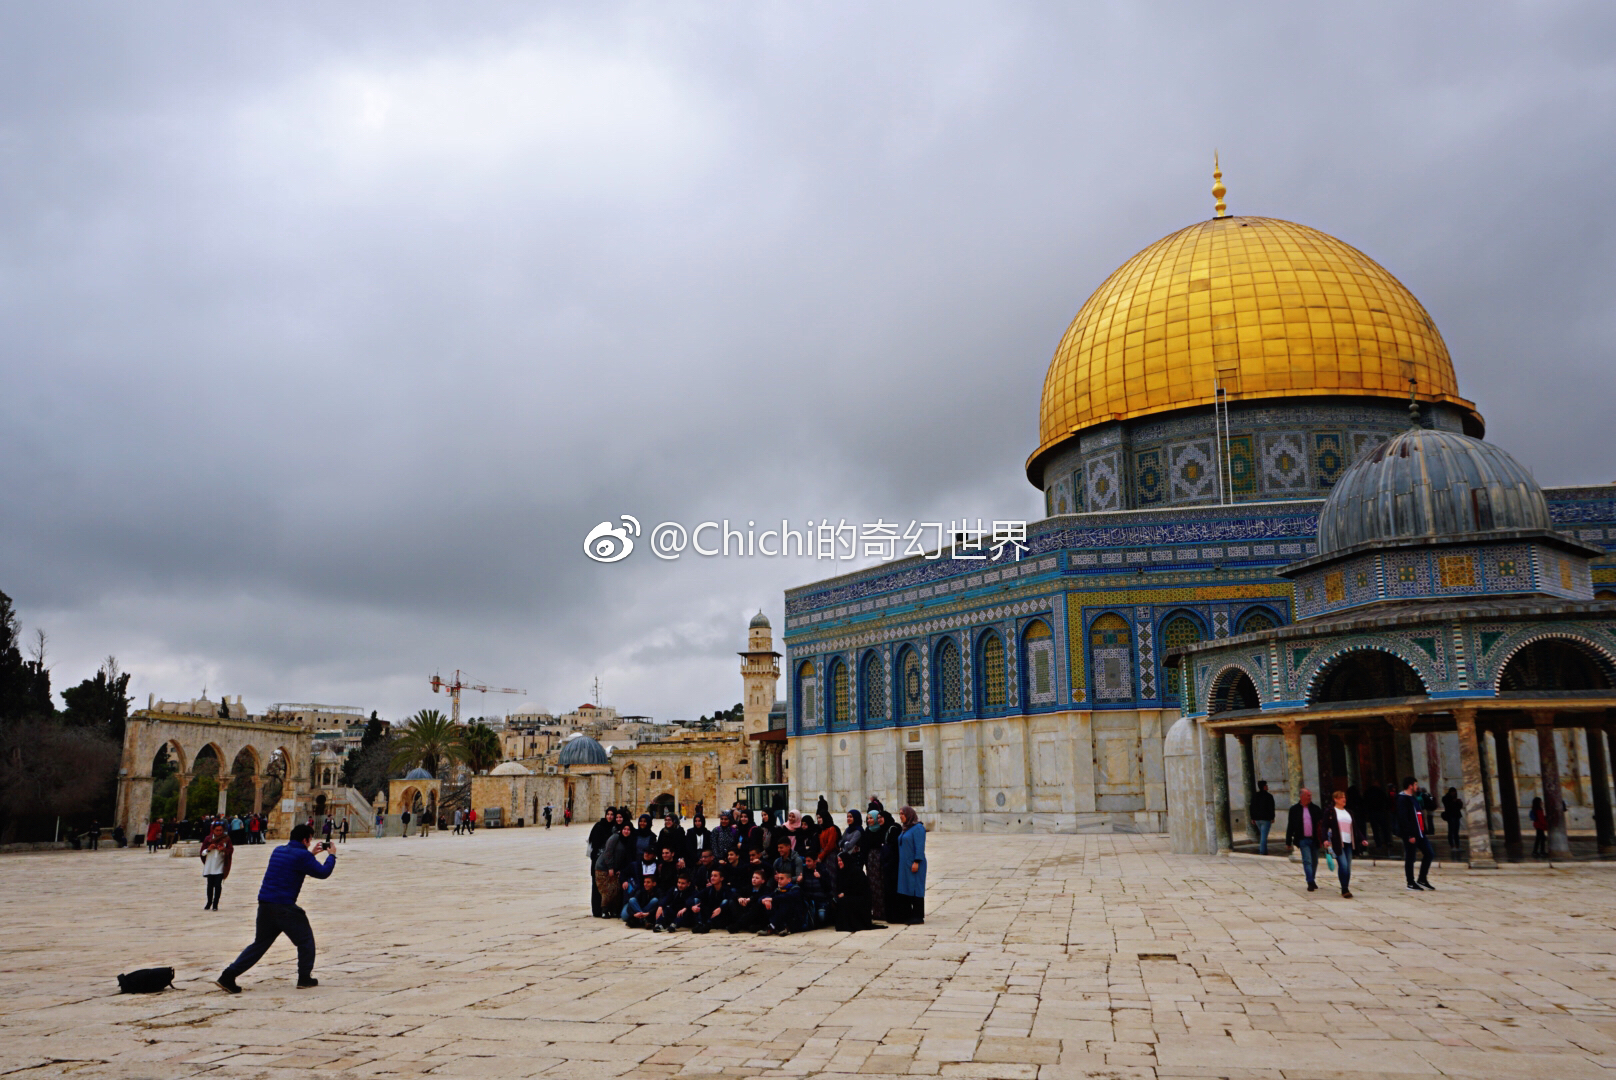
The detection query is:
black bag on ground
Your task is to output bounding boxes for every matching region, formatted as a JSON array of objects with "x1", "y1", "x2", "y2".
[{"x1": 117, "y1": 967, "x2": 174, "y2": 993}]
